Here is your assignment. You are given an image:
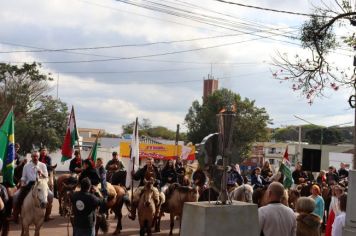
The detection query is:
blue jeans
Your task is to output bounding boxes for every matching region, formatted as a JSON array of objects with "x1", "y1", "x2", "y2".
[{"x1": 73, "y1": 226, "x2": 95, "y2": 236}]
